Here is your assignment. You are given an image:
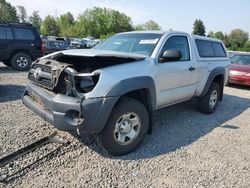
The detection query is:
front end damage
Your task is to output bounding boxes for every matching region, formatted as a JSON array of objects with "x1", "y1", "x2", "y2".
[{"x1": 22, "y1": 50, "x2": 145, "y2": 133}]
